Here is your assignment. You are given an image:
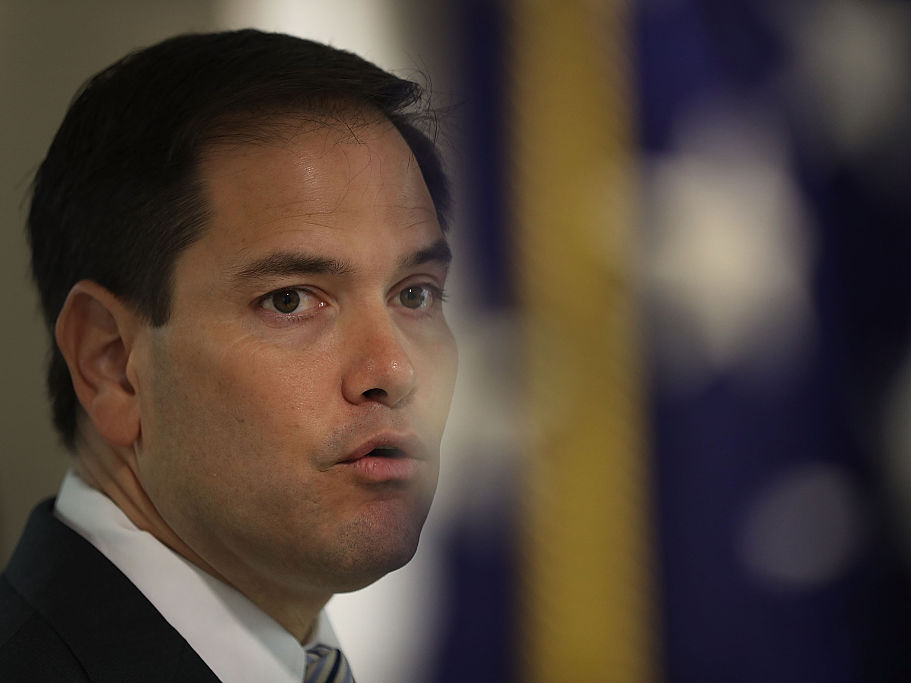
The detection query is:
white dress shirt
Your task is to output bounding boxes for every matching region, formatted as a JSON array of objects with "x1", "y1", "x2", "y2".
[{"x1": 53, "y1": 469, "x2": 340, "y2": 683}]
